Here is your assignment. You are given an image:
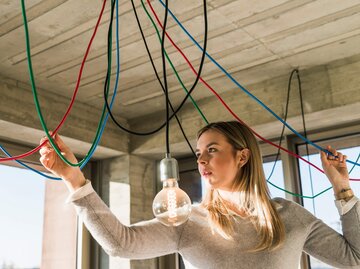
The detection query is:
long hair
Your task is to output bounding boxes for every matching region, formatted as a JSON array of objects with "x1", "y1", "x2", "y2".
[{"x1": 198, "y1": 121, "x2": 285, "y2": 251}]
